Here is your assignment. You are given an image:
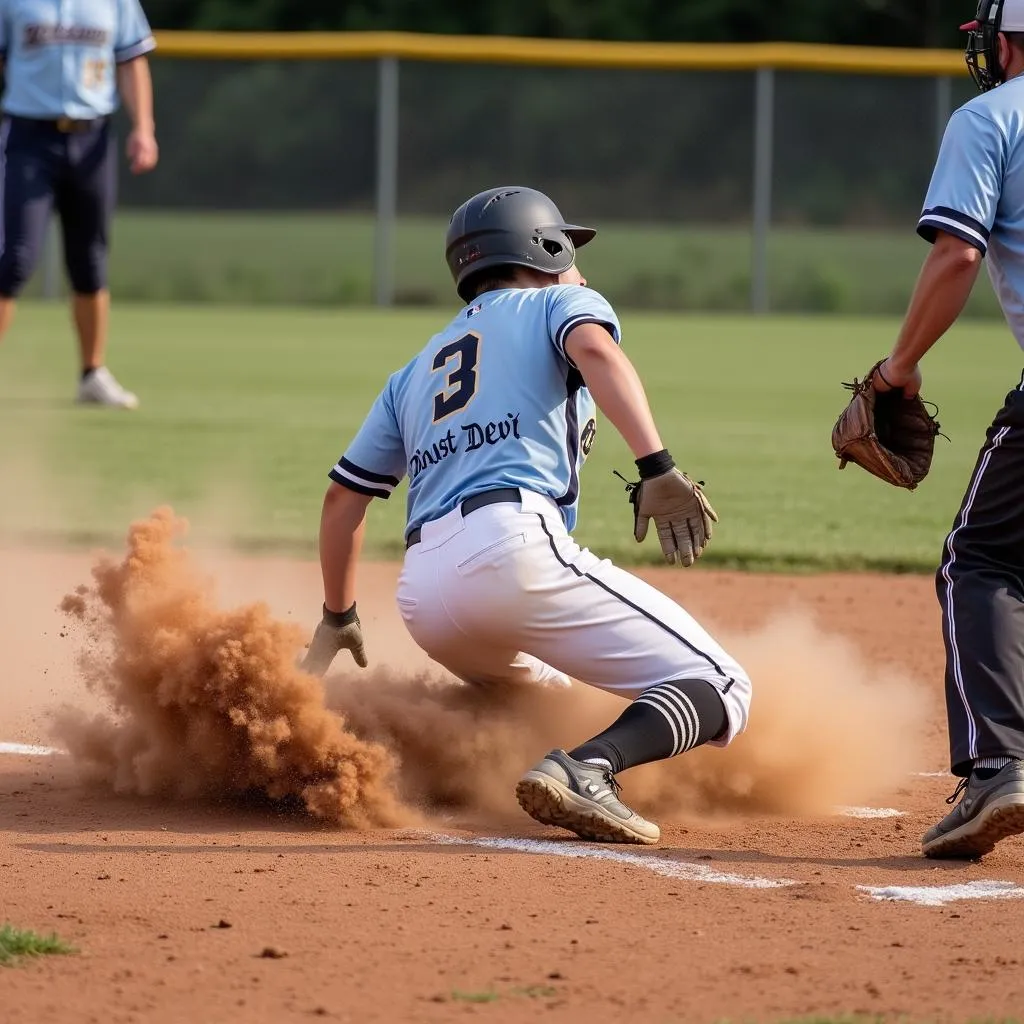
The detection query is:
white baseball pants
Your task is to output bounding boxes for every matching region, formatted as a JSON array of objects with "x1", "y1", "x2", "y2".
[{"x1": 395, "y1": 489, "x2": 751, "y2": 745}]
